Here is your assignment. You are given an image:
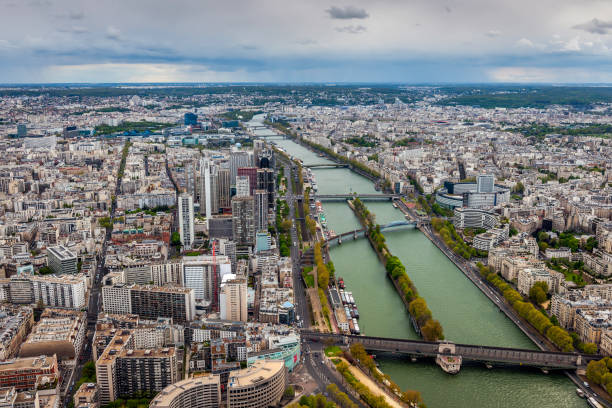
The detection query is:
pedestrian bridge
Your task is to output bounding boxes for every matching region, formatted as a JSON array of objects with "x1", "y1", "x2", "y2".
[
  {"x1": 324, "y1": 220, "x2": 417, "y2": 247},
  {"x1": 301, "y1": 331, "x2": 597, "y2": 371}
]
